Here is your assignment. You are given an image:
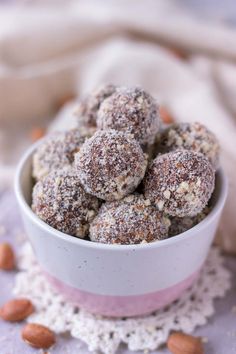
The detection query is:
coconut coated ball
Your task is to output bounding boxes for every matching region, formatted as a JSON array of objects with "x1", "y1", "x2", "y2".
[
  {"x1": 97, "y1": 87, "x2": 160, "y2": 146},
  {"x1": 168, "y1": 206, "x2": 211, "y2": 237},
  {"x1": 32, "y1": 168, "x2": 99, "y2": 238},
  {"x1": 157, "y1": 122, "x2": 220, "y2": 170},
  {"x1": 144, "y1": 150, "x2": 215, "y2": 217},
  {"x1": 89, "y1": 194, "x2": 170, "y2": 245},
  {"x1": 76, "y1": 84, "x2": 117, "y2": 127},
  {"x1": 32, "y1": 129, "x2": 86, "y2": 181},
  {"x1": 76, "y1": 123, "x2": 97, "y2": 139},
  {"x1": 74, "y1": 129, "x2": 148, "y2": 201}
]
